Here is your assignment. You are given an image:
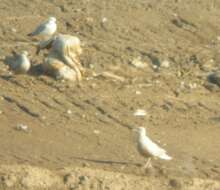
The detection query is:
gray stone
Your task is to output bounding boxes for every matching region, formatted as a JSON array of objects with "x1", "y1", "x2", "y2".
[{"x1": 208, "y1": 71, "x2": 220, "y2": 87}]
